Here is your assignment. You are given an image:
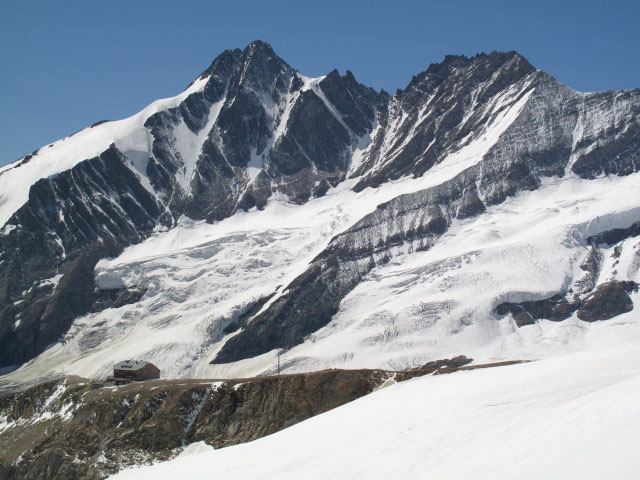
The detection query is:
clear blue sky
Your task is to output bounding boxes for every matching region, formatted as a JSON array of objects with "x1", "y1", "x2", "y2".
[{"x1": 1, "y1": 0, "x2": 639, "y2": 165}]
